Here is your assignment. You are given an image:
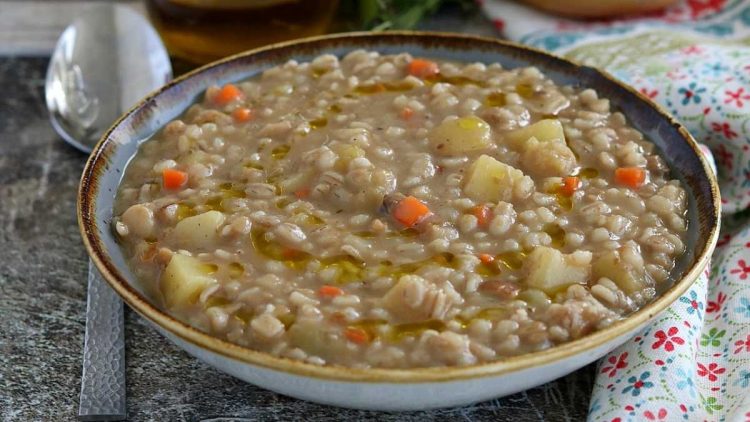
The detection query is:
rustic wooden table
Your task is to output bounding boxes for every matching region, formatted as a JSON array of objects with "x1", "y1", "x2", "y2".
[{"x1": 0, "y1": 1, "x2": 595, "y2": 420}]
